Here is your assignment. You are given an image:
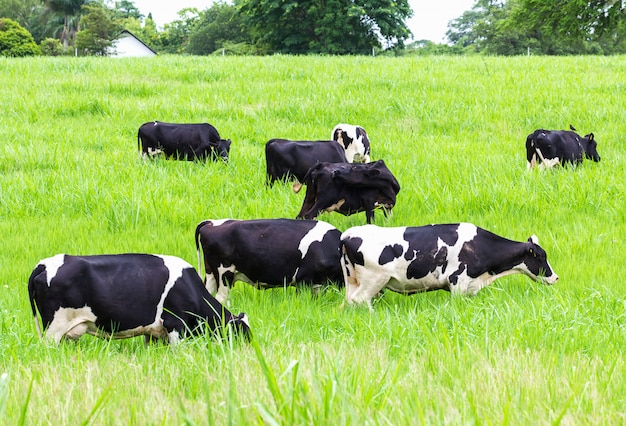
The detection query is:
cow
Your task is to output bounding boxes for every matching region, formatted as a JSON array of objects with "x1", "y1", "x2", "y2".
[
  {"x1": 138, "y1": 121, "x2": 231, "y2": 162},
  {"x1": 331, "y1": 123, "x2": 371, "y2": 163},
  {"x1": 296, "y1": 160, "x2": 400, "y2": 224},
  {"x1": 526, "y1": 125, "x2": 600, "y2": 169},
  {"x1": 265, "y1": 139, "x2": 347, "y2": 188},
  {"x1": 28, "y1": 253, "x2": 250, "y2": 345},
  {"x1": 195, "y1": 218, "x2": 343, "y2": 303},
  {"x1": 340, "y1": 223, "x2": 558, "y2": 311}
]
